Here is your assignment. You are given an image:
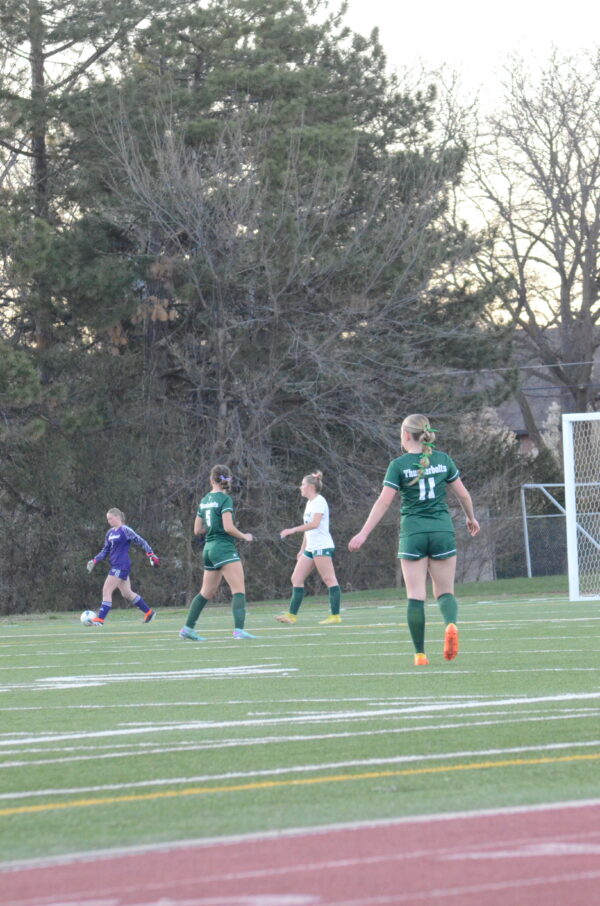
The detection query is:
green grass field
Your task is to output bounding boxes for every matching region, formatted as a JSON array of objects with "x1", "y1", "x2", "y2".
[{"x1": 1, "y1": 575, "x2": 599, "y2": 864}]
